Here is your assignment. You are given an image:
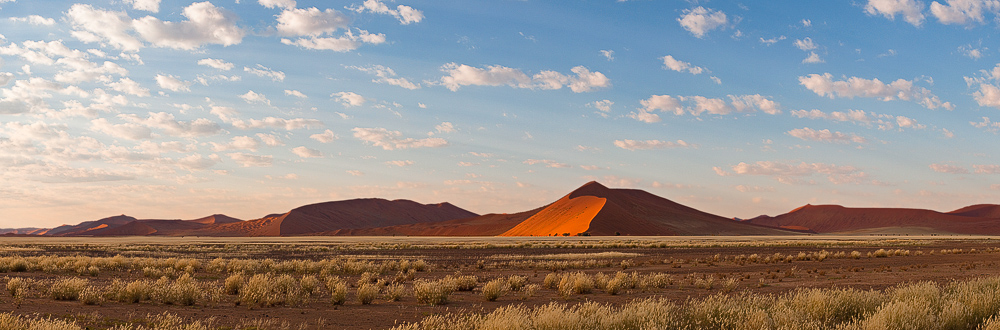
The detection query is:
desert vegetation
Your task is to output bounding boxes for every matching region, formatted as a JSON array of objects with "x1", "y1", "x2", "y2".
[{"x1": 0, "y1": 237, "x2": 997, "y2": 329}]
